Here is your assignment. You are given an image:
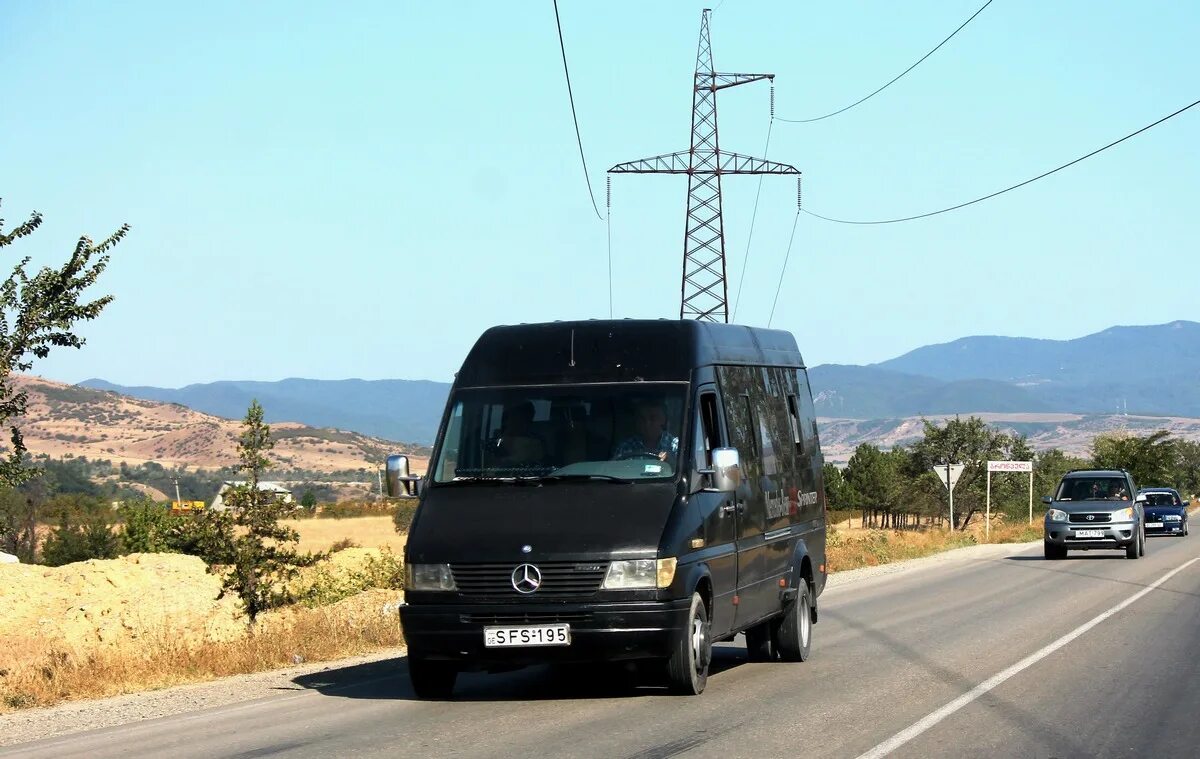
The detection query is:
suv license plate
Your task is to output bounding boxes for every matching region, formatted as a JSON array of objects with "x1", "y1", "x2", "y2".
[
  {"x1": 1146, "y1": 522, "x2": 1164, "y2": 529},
  {"x1": 484, "y1": 624, "x2": 570, "y2": 648},
  {"x1": 1075, "y1": 529, "x2": 1104, "y2": 538}
]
